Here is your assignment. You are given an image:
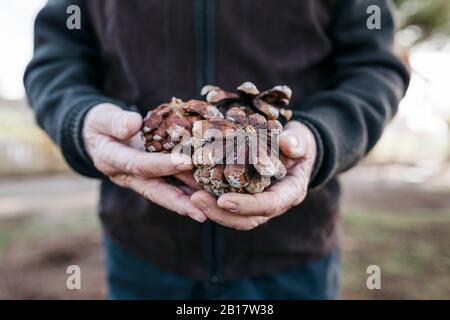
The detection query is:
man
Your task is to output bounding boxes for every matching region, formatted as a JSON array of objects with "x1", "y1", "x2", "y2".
[{"x1": 25, "y1": 0, "x2": 409, "y2": 299}]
